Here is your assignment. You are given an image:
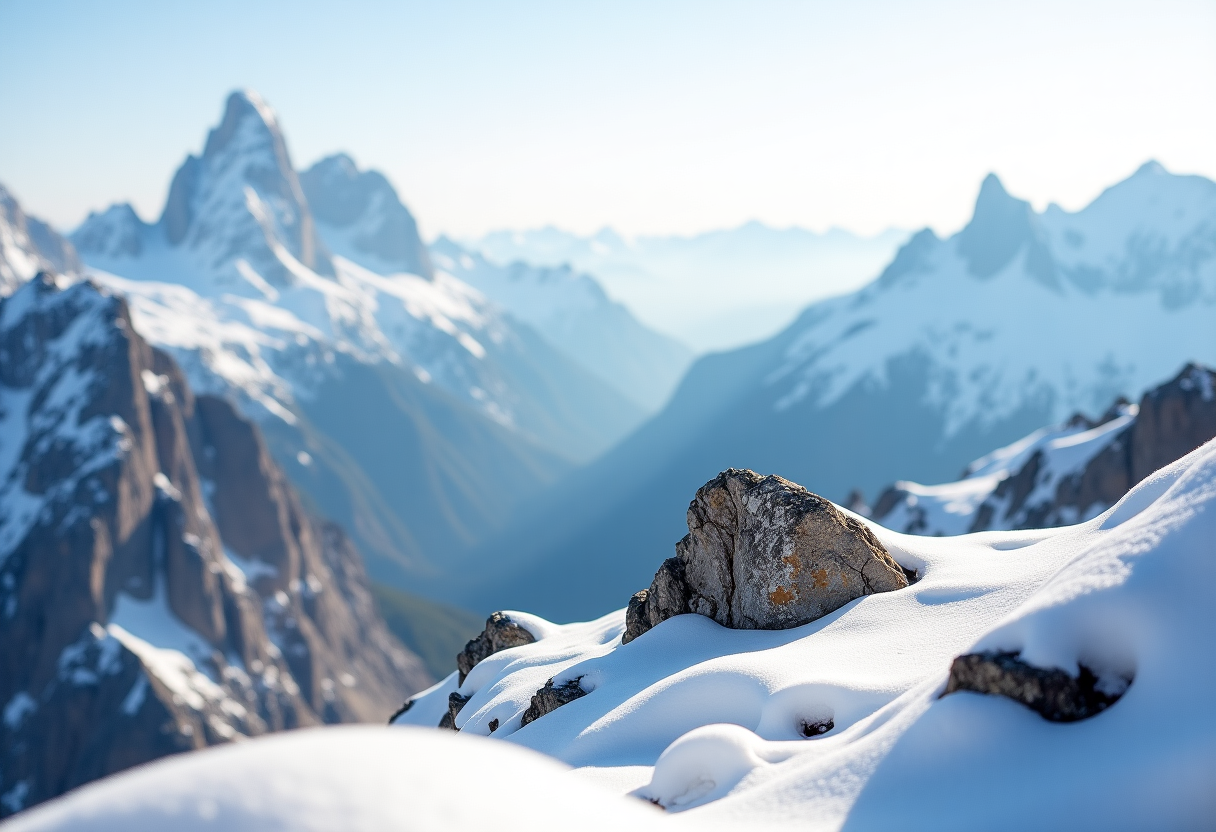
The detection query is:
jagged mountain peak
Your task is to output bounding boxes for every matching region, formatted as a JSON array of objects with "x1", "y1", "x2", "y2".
[
  {"x1": 300, "y1": 153, "x2": 432, "y2": 278},
  {"x1": 1133, "y1": 159, "x2": 1168, "y2": 178},
  {"x1": 202, "y1": 89, "x2": 285, "y2": 161},
  {"x1": 72, "y1": 203, "x2": 149, "y2": 260},
  {"x1": 158, "y1": 89, "x2": 332, "y2": 279},
  {"x1": 956, "y1": 171, "x2": 1043, "y2": 280}
]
